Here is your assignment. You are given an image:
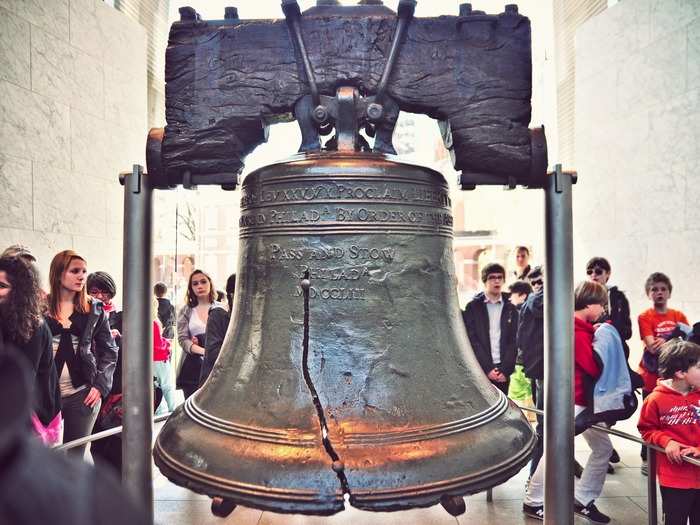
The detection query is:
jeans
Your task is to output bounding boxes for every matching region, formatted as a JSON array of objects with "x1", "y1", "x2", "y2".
[
  {"x1": 154, "y1": 359, "x2": 177, "y2": 414},
  {"x1": 529, "y1": 379, "x2": 544, "y2": 477},
  {"x1": 62, "y1": 387, "x2": 101, "y2": 459}
]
